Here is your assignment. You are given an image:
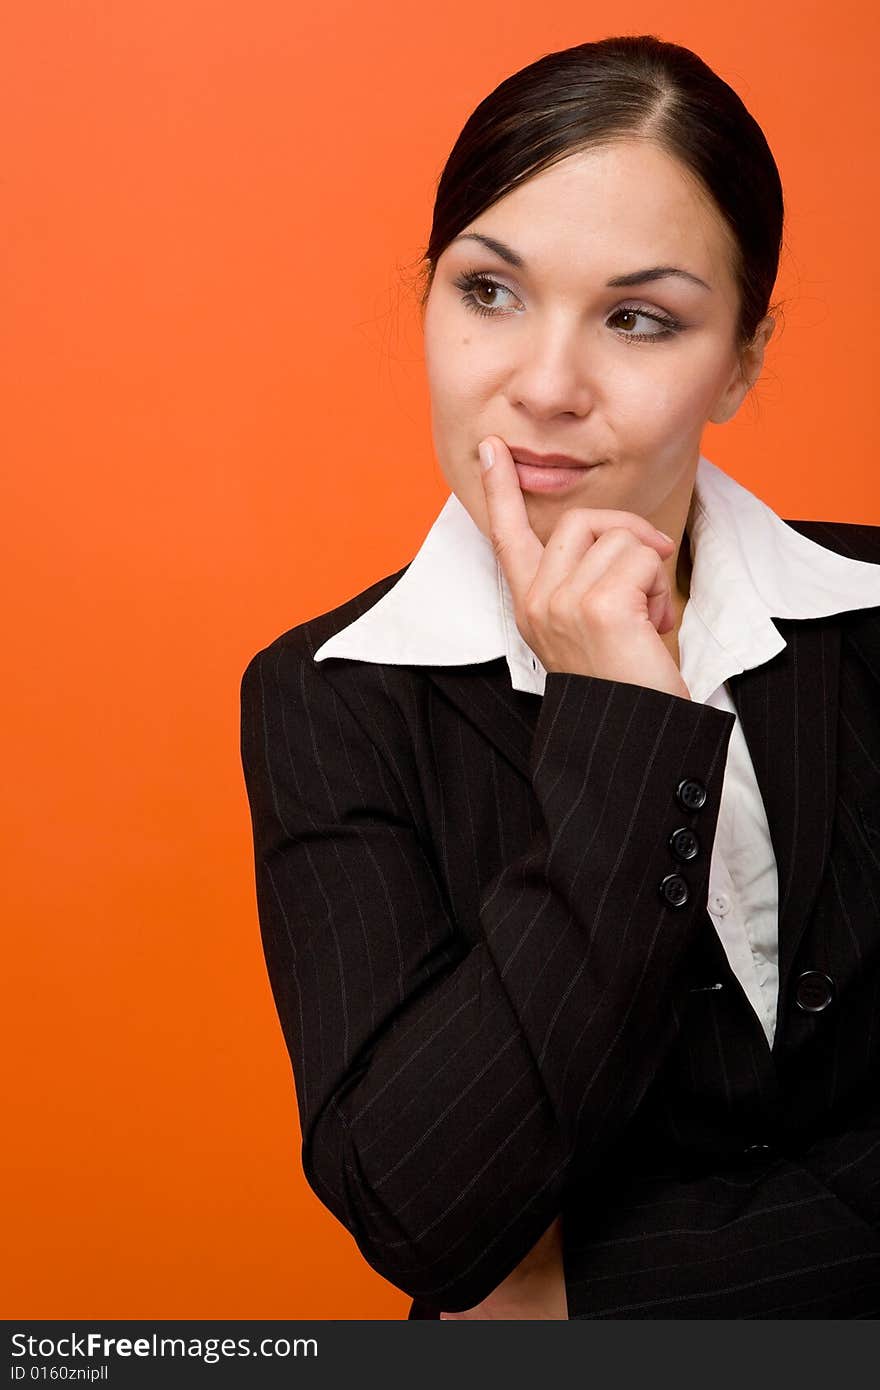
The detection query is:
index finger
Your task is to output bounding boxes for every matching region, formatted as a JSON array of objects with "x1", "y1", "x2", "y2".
[{"x1": 478, "y1": 435, "x2": 544, "y2": 599}]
